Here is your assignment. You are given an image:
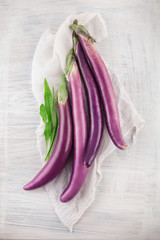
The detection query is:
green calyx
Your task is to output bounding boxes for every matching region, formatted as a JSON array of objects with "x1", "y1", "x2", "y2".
[
  {"x1": 58, "y1": 74, "x2": 68, "y2": 104},
  {"x1": 70, "y1": 22, "x2": 96, "y2": 43},
  {"x1": 65, "y1": 49, "x2": 76, "y2": 76}
]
